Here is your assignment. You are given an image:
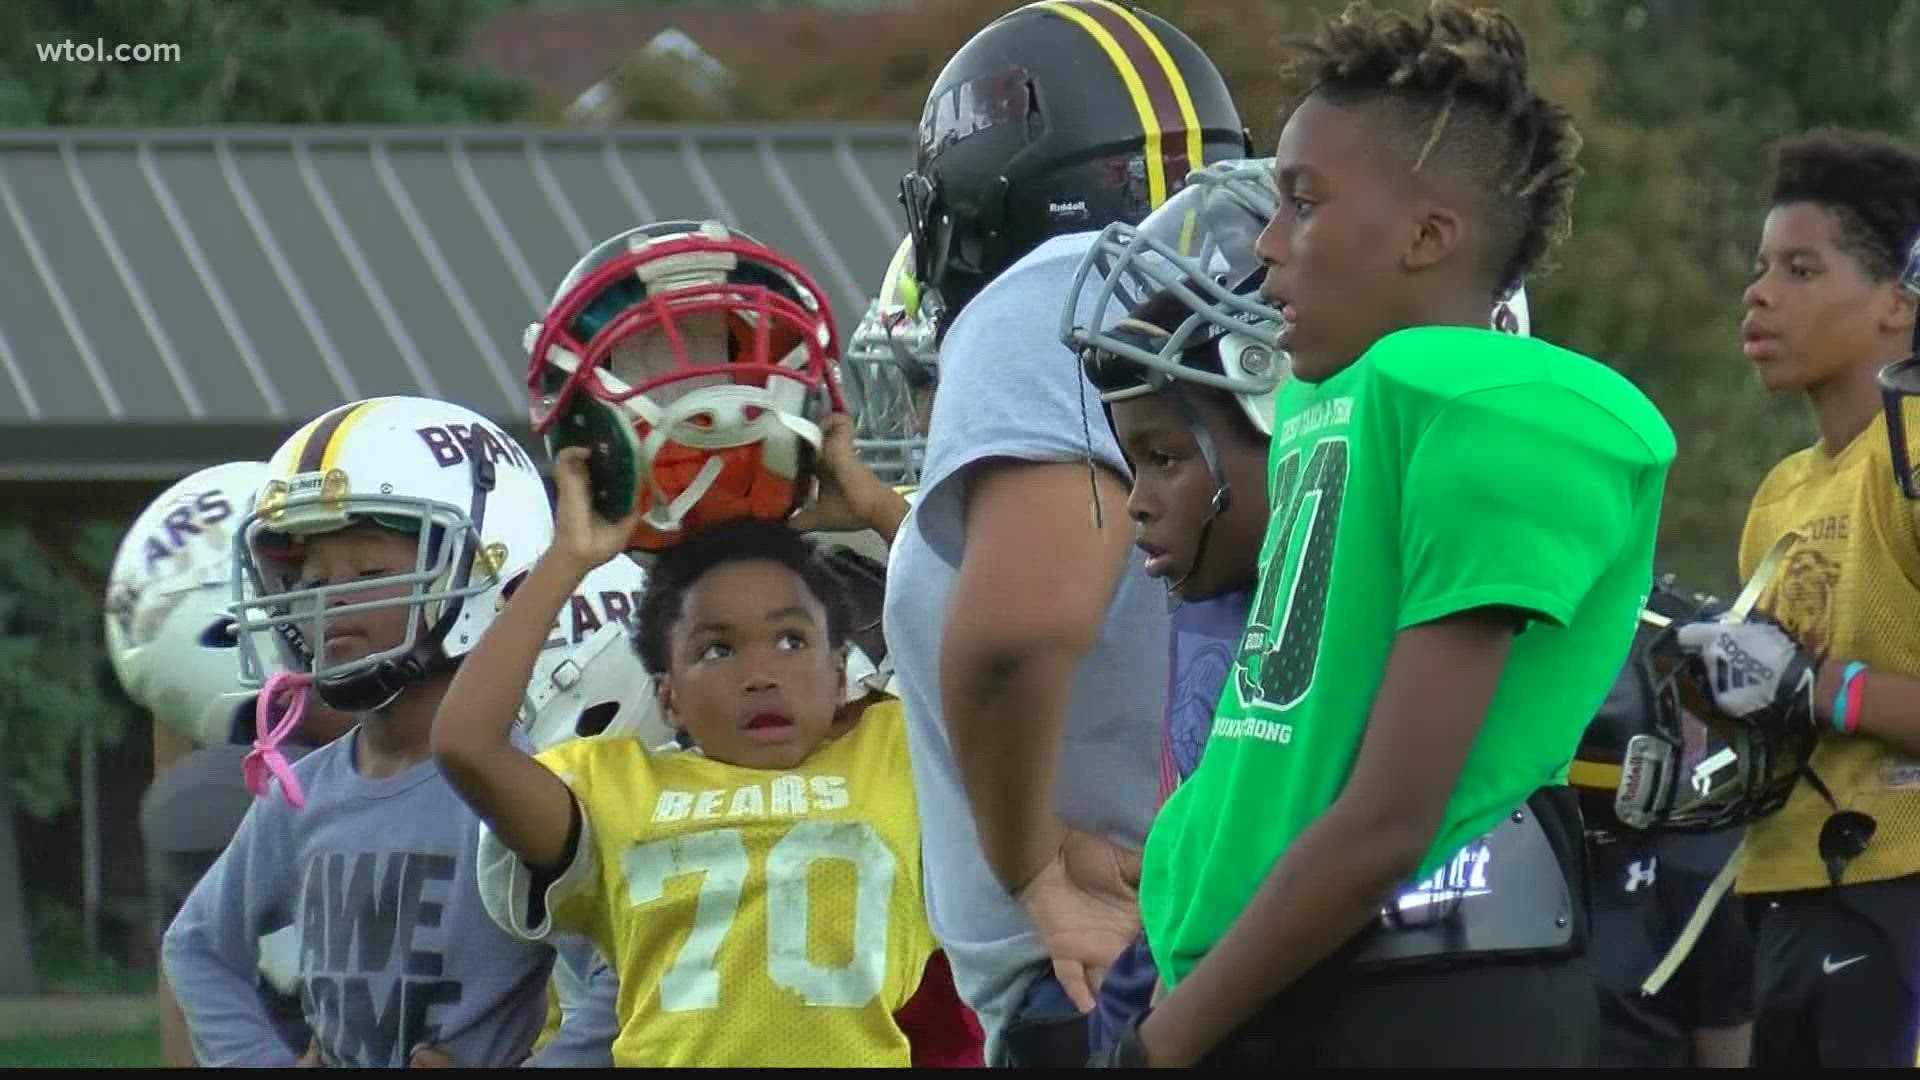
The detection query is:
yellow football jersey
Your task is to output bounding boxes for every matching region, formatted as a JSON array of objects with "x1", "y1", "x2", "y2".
[
  {"x1": 535, "y1": 698, "x2": 936, "y2": 1067},
  {"x1": 1735, "y1": 397, "x2": 1920, "y2": 893}
]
